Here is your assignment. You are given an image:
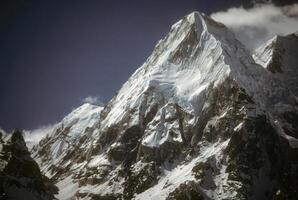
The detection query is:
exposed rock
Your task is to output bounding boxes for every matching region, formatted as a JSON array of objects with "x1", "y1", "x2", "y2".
[
  {"x1": 166, "y1": 181, "x2": 205, "y2": 200},
  {"x1": 0, "y1": 130, "x2": 57, "y2": 200}
]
